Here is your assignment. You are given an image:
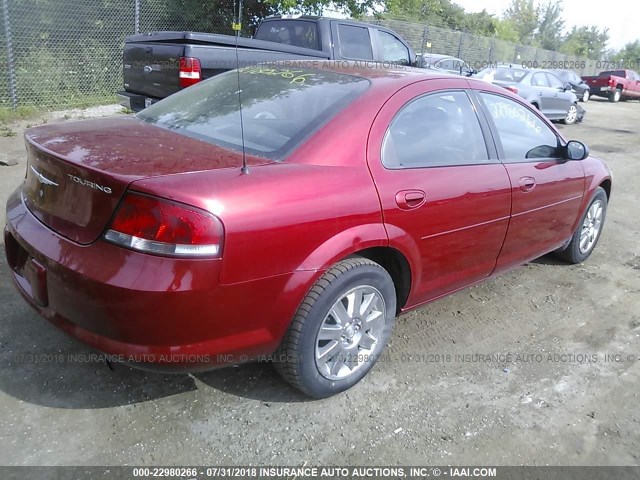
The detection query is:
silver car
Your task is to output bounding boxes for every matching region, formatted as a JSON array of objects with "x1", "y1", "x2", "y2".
[
  {"x1": 475, "y1": 65, "x2": 580, "y2": 124},
  {"x1": 417, "y1": 53, "x2": 475, "y2": 77}
]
